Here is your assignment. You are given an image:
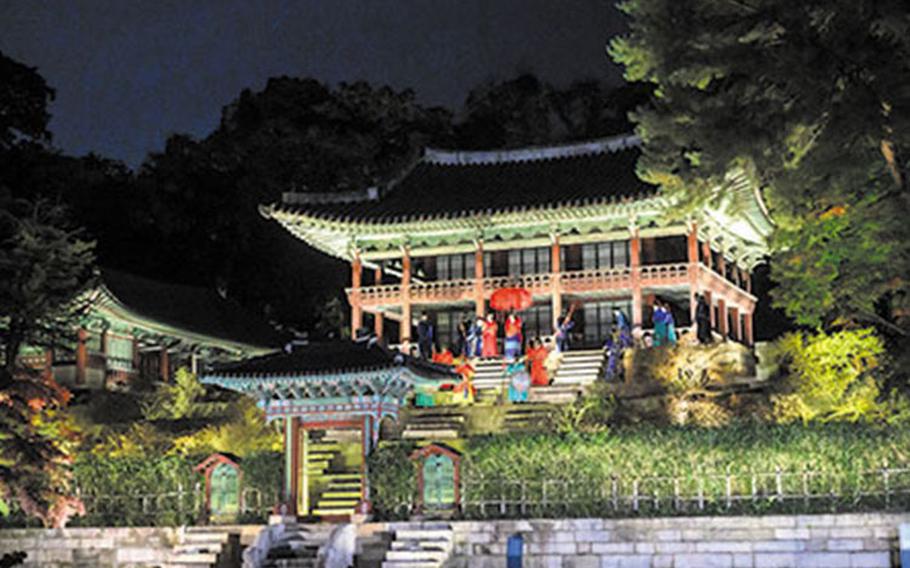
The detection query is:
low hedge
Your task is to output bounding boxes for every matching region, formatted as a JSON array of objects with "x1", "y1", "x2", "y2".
[{"x1": 370, "y1": 423, "x2": 910, "y2": 519}]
